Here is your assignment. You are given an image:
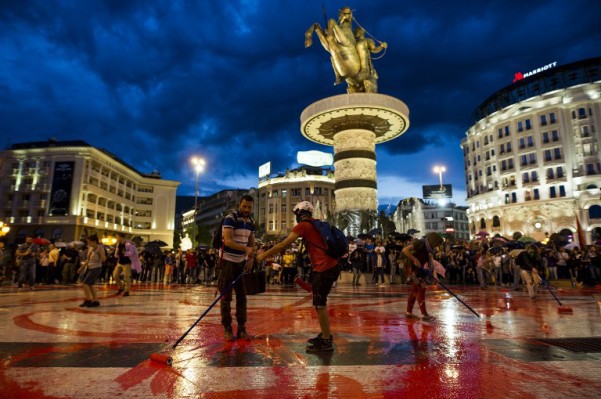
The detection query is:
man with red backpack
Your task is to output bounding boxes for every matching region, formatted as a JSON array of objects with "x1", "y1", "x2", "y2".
[{"x1": 257, "y1": 201, "x2": 340, "y2": 353}]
